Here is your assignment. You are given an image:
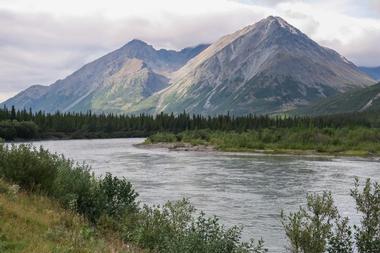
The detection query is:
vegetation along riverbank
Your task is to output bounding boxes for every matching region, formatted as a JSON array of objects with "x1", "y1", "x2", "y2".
[
  {"x1": 1, "y1": 143, "x2": 380, "y2": 252},
  {"x1": 145, "y1": 127, "x2": 380, "y2": 157},
  {"x1": 1, "y1": 106, "x2": 380, "y2": 157}
]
